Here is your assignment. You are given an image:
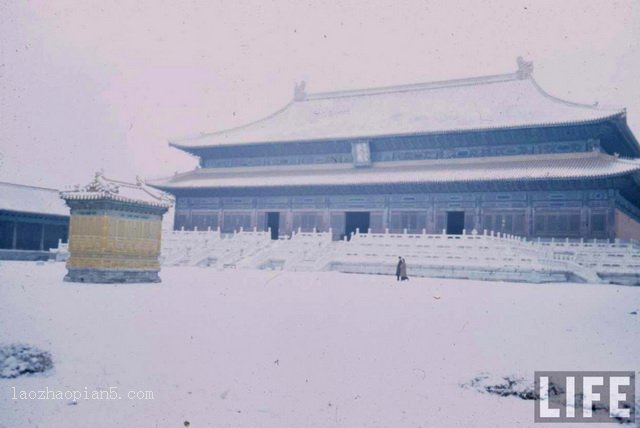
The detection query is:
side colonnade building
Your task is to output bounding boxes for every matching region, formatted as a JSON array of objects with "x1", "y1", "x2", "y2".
[
  {"x1": 151, "y1": 58, "x2": 640, "y2": 241},
  {"x1": 0, "y1": 181, "x2": 69, "y2": 259}
]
